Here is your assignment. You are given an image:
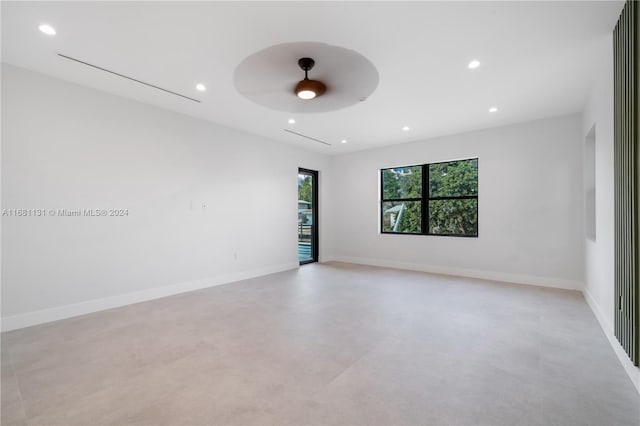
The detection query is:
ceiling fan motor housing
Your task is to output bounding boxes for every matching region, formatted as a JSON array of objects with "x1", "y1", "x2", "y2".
[{"x1": 298, "y1": 57, "x2": 315, "y2": 72}]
